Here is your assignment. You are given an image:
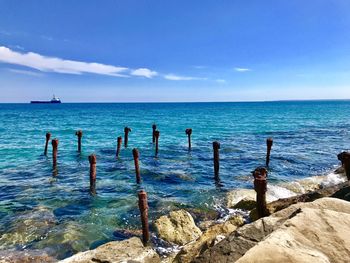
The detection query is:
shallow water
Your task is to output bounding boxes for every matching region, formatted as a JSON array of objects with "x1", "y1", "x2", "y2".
[{"x1": 0, "y1": 101, "x2": 349, "y2": 259}]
